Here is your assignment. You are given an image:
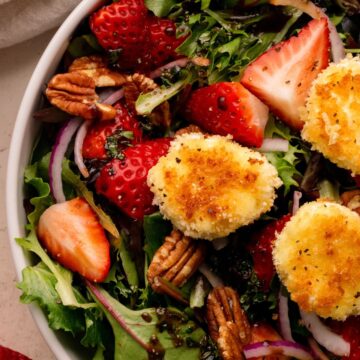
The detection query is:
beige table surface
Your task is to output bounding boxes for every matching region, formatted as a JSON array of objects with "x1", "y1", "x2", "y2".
[{"x1": 0, "y1": 30, "x2": 58, "y2": 360}]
